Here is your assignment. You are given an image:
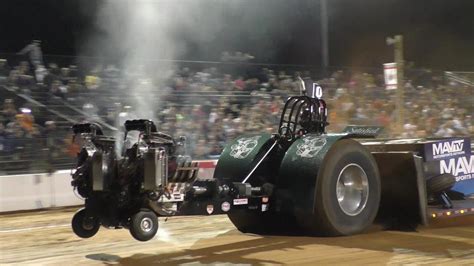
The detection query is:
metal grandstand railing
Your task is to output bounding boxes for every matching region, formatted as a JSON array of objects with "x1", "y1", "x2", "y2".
[
  {"x1": 0, "y1": 137, "x2": 76, "y2": 175},
  {"x1": 444, "y1": 71, "x2": 474, "y2": 87}
]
